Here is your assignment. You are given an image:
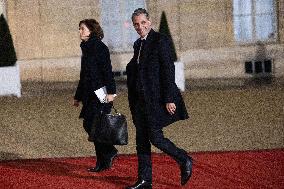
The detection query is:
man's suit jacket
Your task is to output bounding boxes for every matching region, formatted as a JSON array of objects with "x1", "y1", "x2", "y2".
[
  {"x1": 126, "y1": 29, "x2": 188, "y2": 128},
  {"x1": 75, "y1": 35, "x2": 116, "y2": 120}
]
